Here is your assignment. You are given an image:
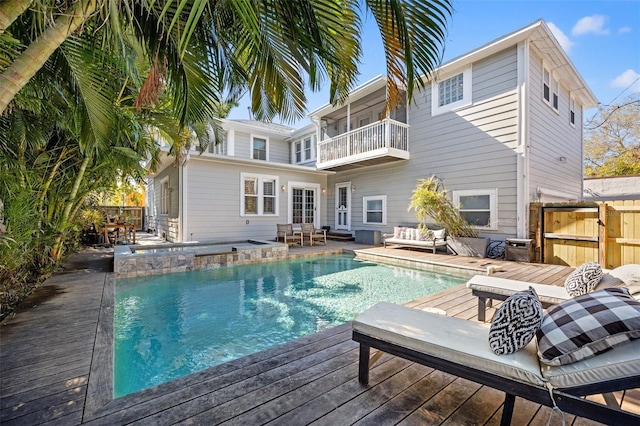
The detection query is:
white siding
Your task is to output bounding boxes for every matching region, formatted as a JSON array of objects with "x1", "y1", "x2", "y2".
[
  {"x1": 233, "y1": 130, "x2": 290, "y2": 163},
  {"x1": 153, "y1": 166, "x2": 180, "y2": 241},
  {"x1": 184, "y1": 159, "x2": 327, "y2": 242},
  {"x1": 527, "y1": 48, "x2": 584, "y2": 201},
  {"x1": 327, "y1": 47, "x2": 520, "y2": 239}
]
